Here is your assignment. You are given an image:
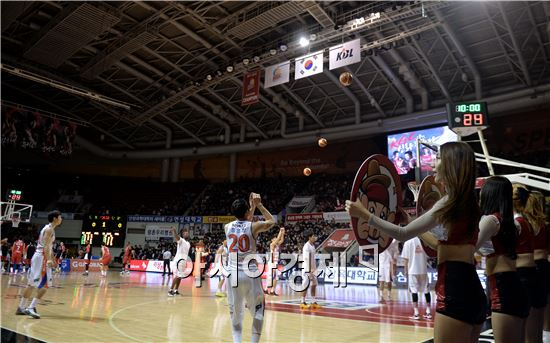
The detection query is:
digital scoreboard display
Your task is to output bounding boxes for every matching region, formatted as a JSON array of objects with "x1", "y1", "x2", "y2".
[
  {"x1": 6, "y1": 189, "x2": 22, "y2": 202},
  {"x1": 81, "y1": 215, "x2": 126, "y2": 247},
  {"x1": 446, "y1": 101, "x2": 489, "y2": 136}
]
